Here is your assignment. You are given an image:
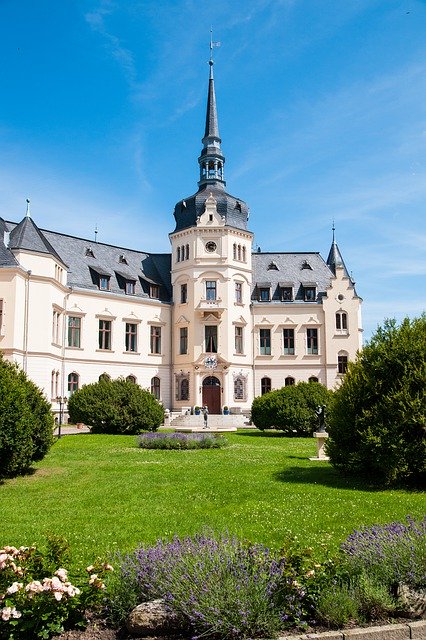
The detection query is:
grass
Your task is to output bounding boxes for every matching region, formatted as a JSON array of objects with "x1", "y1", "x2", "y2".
[{"x1": 0, "y1": 430, "x2": 424, "y2": 569}]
